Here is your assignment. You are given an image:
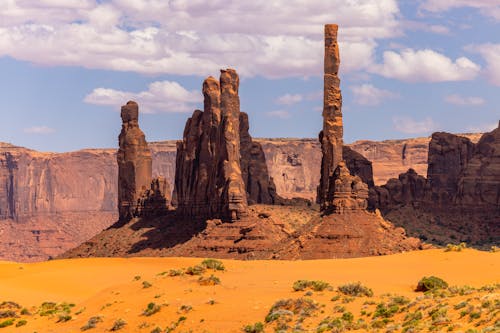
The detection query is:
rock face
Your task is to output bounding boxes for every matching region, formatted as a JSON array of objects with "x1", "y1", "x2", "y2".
[
  {"x1": 318, "y1": 24, "x2": 344, "y2": 211},
  {"x1": 239, "y1": 112, "x2": 281, "y2": 205},
  {"x1": 175, "y1": 70, "x2": 248, "y2": 221},
  {"x1": 371, "y1": 124, "x2": 500, "y2": 245}
]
